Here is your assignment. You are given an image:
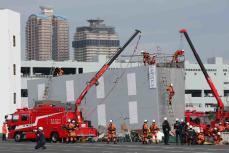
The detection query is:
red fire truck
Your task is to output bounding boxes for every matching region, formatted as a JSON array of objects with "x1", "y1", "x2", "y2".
[
  {"x1": 5, "y1": 30, "x2": 141, "y2": 142},
  {"x1": 180, "y1": 29, "x2": 229, "y2": 129}
]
